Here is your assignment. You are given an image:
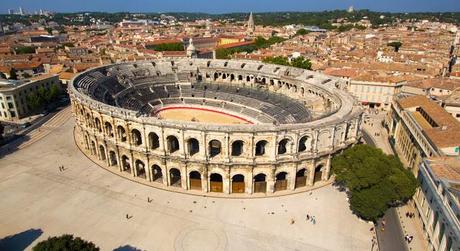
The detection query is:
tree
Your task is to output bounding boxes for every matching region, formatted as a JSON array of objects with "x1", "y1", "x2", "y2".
[
  {"x1": 295, "y1": 28, "x2": 309, "y2": 36},
  {"x1": 387, "y1": 41, "x2": 402, "y2": 52},
  {"x1": 145, "y1": 42, "x2": 184, "y2": 51},
  {"x1": 291, "y1": 56, "x2": 312, "y2": 70},
  {"x1": 332, "y1": 144, "x2": 417, "y2": 221},
  {"x1": 33, "y1": 234, "x2": 99, "y2": 251},
  {"x1": 9, "y1": 69, "x2": 17, "y2": 80}
]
